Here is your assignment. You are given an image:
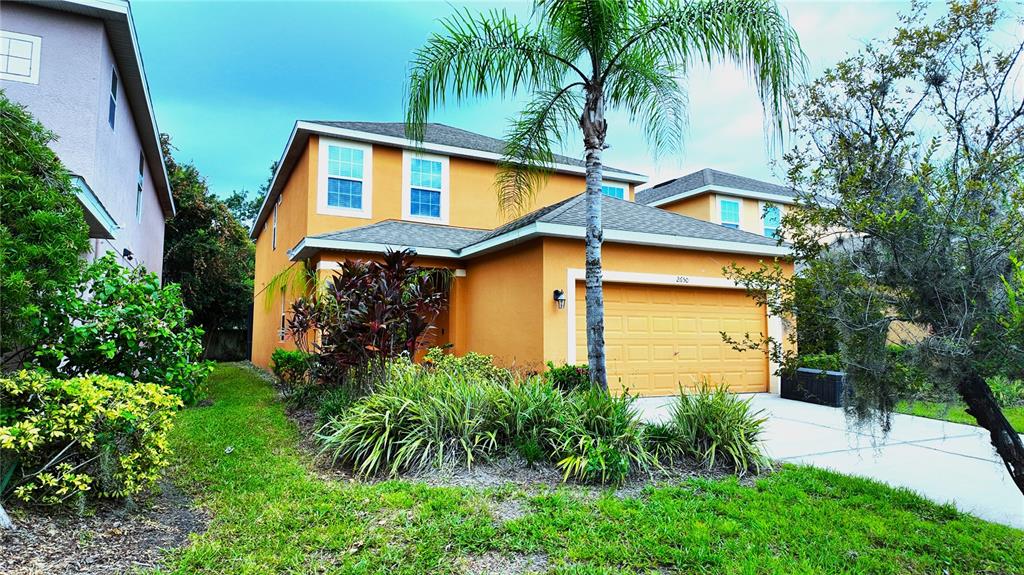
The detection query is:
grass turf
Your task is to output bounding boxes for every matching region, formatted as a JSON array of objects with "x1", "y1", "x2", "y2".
[
  {"x1": 154, "y1": 364, "x2": 1023, "y2": 574},
  {"x1": 895, "y1": 401, "x2": 1024, "y2": 433}
]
